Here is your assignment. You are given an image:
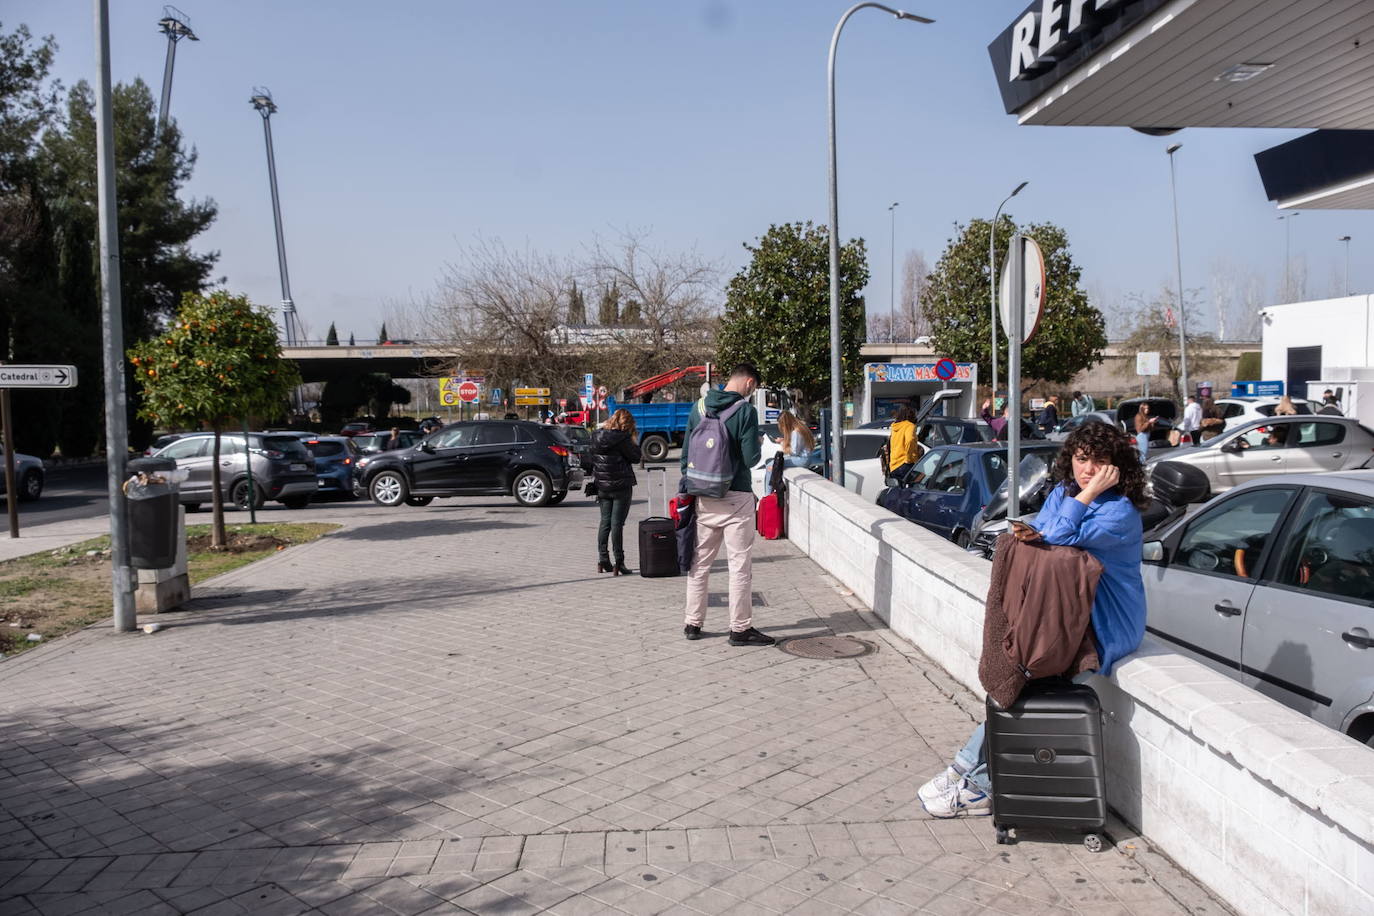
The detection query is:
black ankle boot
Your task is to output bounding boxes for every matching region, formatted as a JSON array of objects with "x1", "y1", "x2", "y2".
[
  {"x1": 598, "y1": 560, "x2": 614, "y2": 573},
  {"x1": 614, "y1": 561, "x2": 632, "y2": 576}
]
